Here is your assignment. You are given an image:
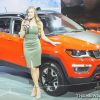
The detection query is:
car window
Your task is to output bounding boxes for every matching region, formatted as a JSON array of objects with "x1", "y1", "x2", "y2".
[
  {"x1": 0, "y1": 18, "x2": 10, "y2": 33},
  {"x1": 14, "y1": 19, "x2": 21, "y2": 34},
  {"x1": 39, "y1": 13, "x2": 84, "y2": 36},
  {"x1": 39, "y1": 16, "x2": 50, "y2": 35}
]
